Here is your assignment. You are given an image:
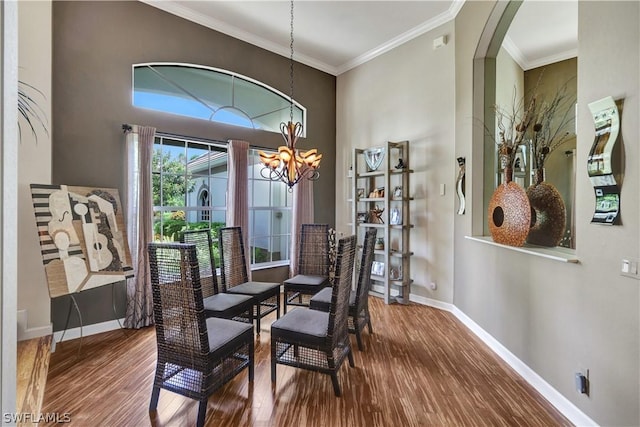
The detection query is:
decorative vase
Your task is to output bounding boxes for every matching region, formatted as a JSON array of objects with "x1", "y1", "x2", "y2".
[
  {"x1": 488, "y1": 166, "x2": 531, "y2": 247},
  {"x1": 374, "y1": 238, "x2": 384, "y2": 250},
  {"x1": 526, "y1": 168, "x2": 566, "y2": 247}
]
